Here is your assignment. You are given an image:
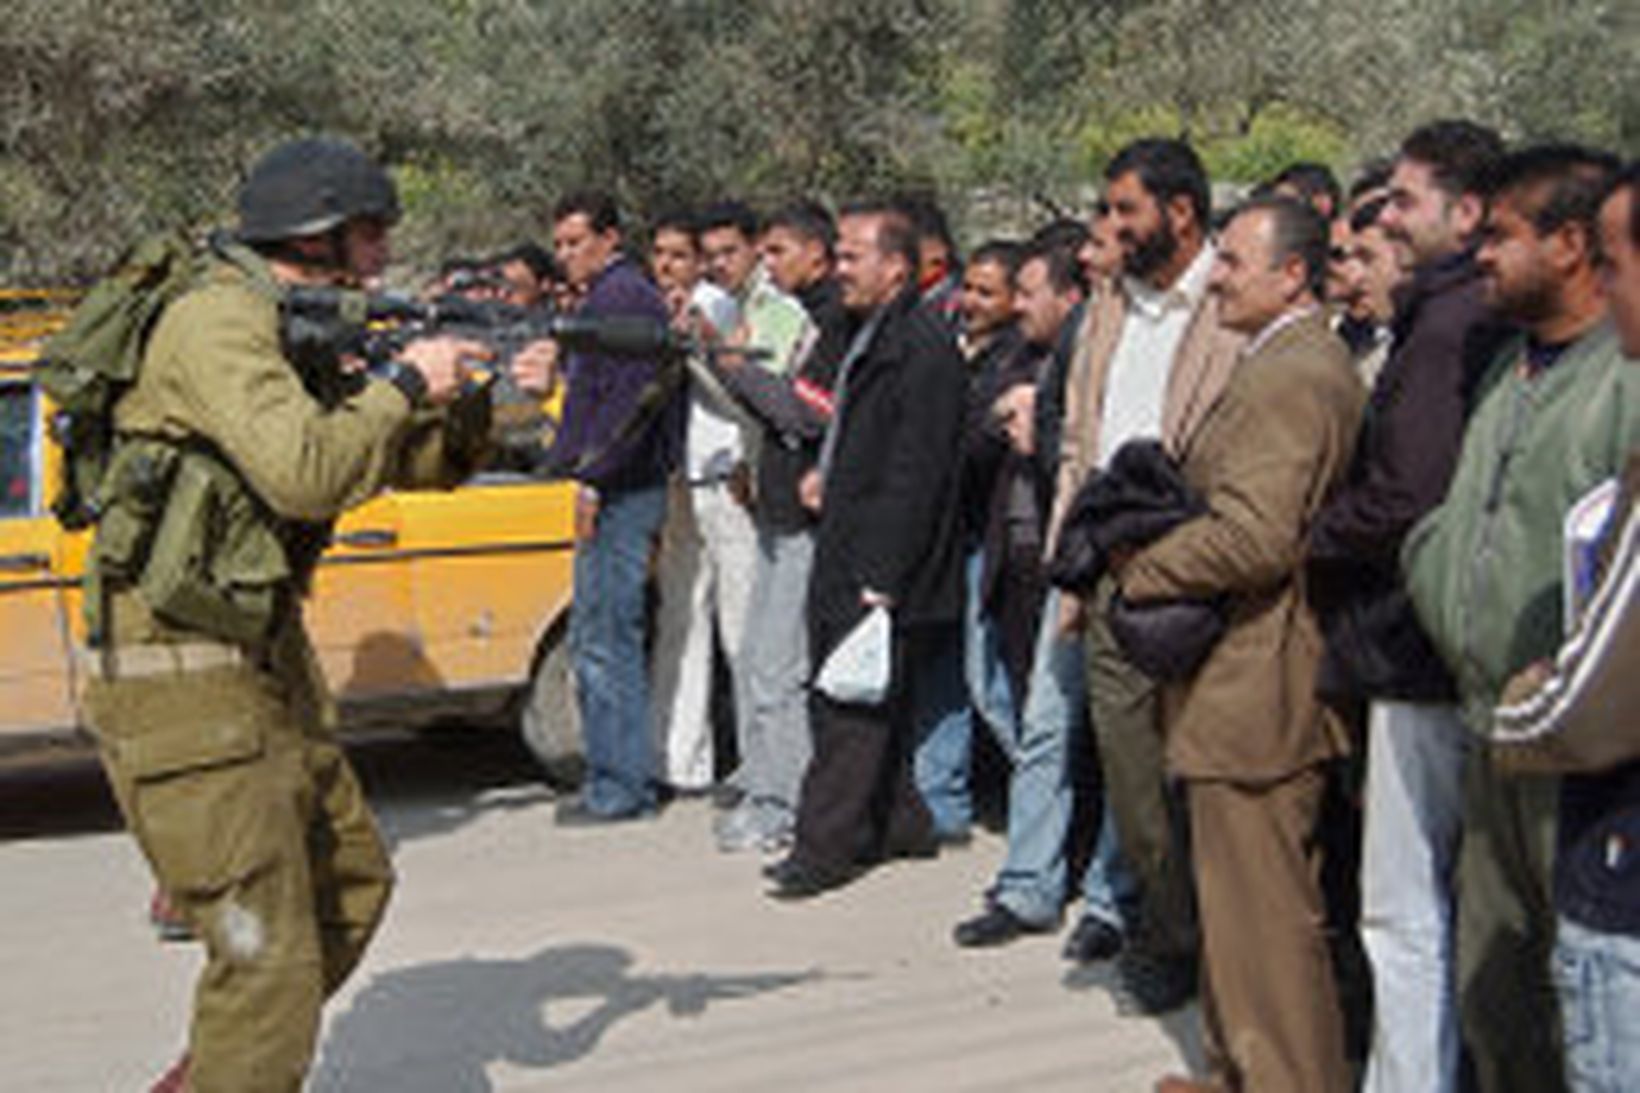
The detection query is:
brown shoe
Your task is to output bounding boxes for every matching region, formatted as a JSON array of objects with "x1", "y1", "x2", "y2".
[{"x1": 149, "y1": 1053, "x2": 189, "y2": 1093}]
